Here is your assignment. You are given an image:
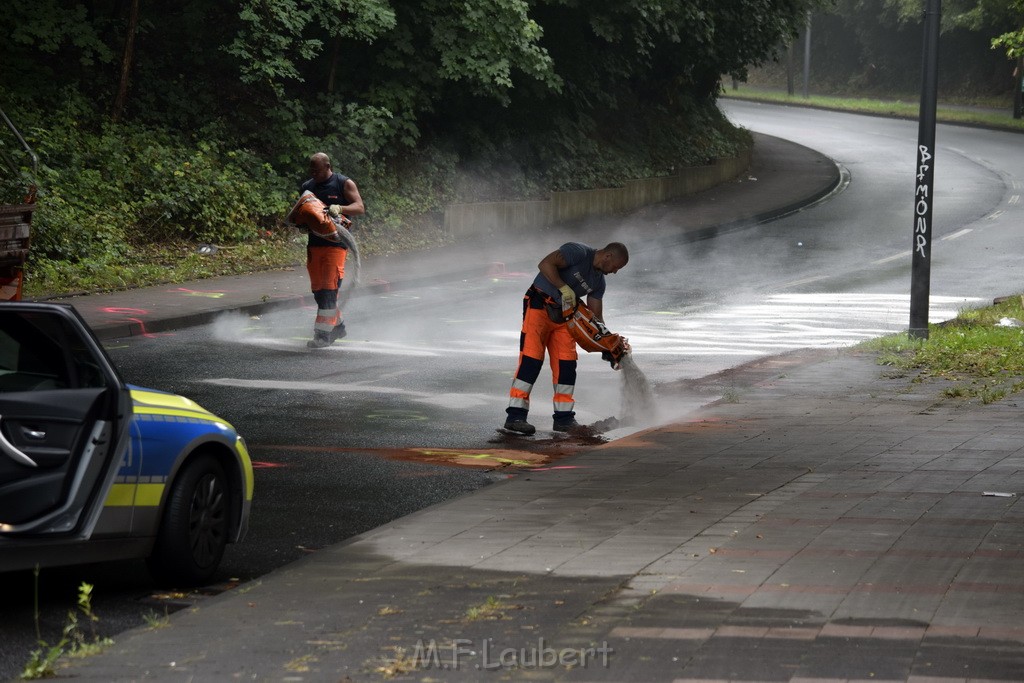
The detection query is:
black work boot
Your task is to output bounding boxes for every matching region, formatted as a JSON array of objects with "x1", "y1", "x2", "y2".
[
  {"x1": 553, "y1": 418, "x2": 593, "y2": 436},
  {"x1": 503, "y1": 418, "x2": 536, "y2": 435},
  {"x1": 307, "y1": 331, "x2": 332, "y2": 348},
  {"x1": 329, "y1": 322, "x2": 347, "y2": 342}
]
